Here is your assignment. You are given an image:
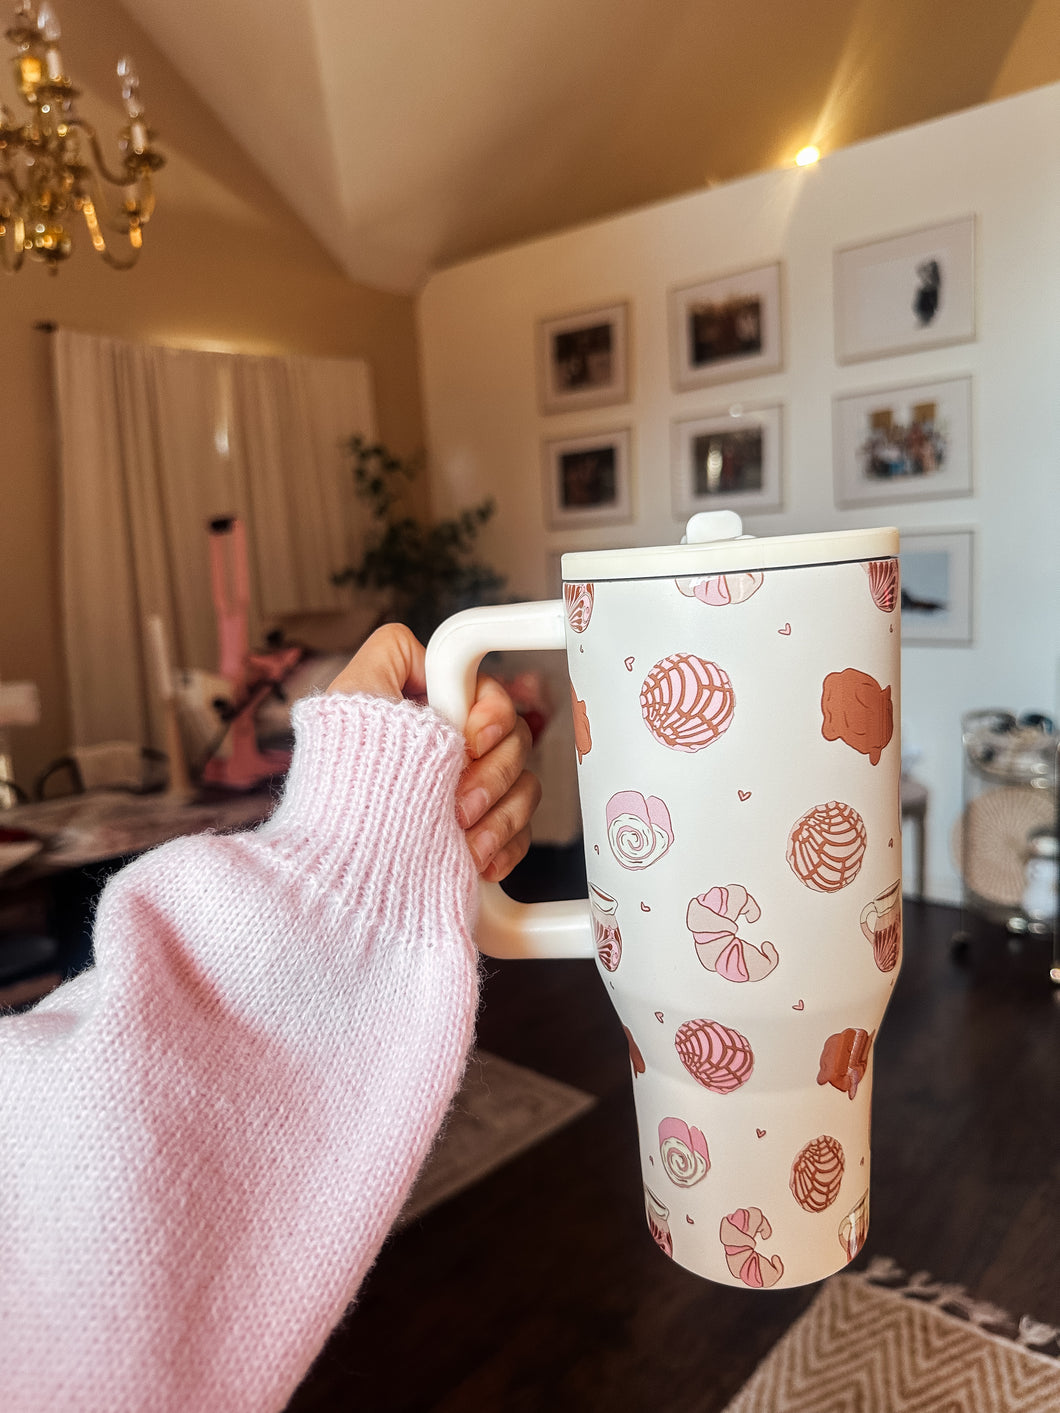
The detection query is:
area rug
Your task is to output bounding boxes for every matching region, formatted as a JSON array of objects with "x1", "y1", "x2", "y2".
[
  {"x1": 722, "y1": 1257, "x2": 1060, "y2": 1412},
  {"x1": 398, "y1": 1049, "x2": 596, "y2": 1226}
]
